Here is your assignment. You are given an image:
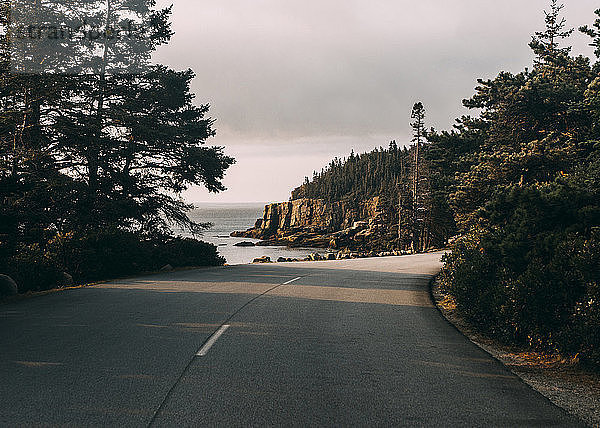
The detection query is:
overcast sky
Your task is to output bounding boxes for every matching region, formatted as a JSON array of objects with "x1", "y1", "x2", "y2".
[{"x1": 153, "y1": 0, "x2": 598, "y2": 204}]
